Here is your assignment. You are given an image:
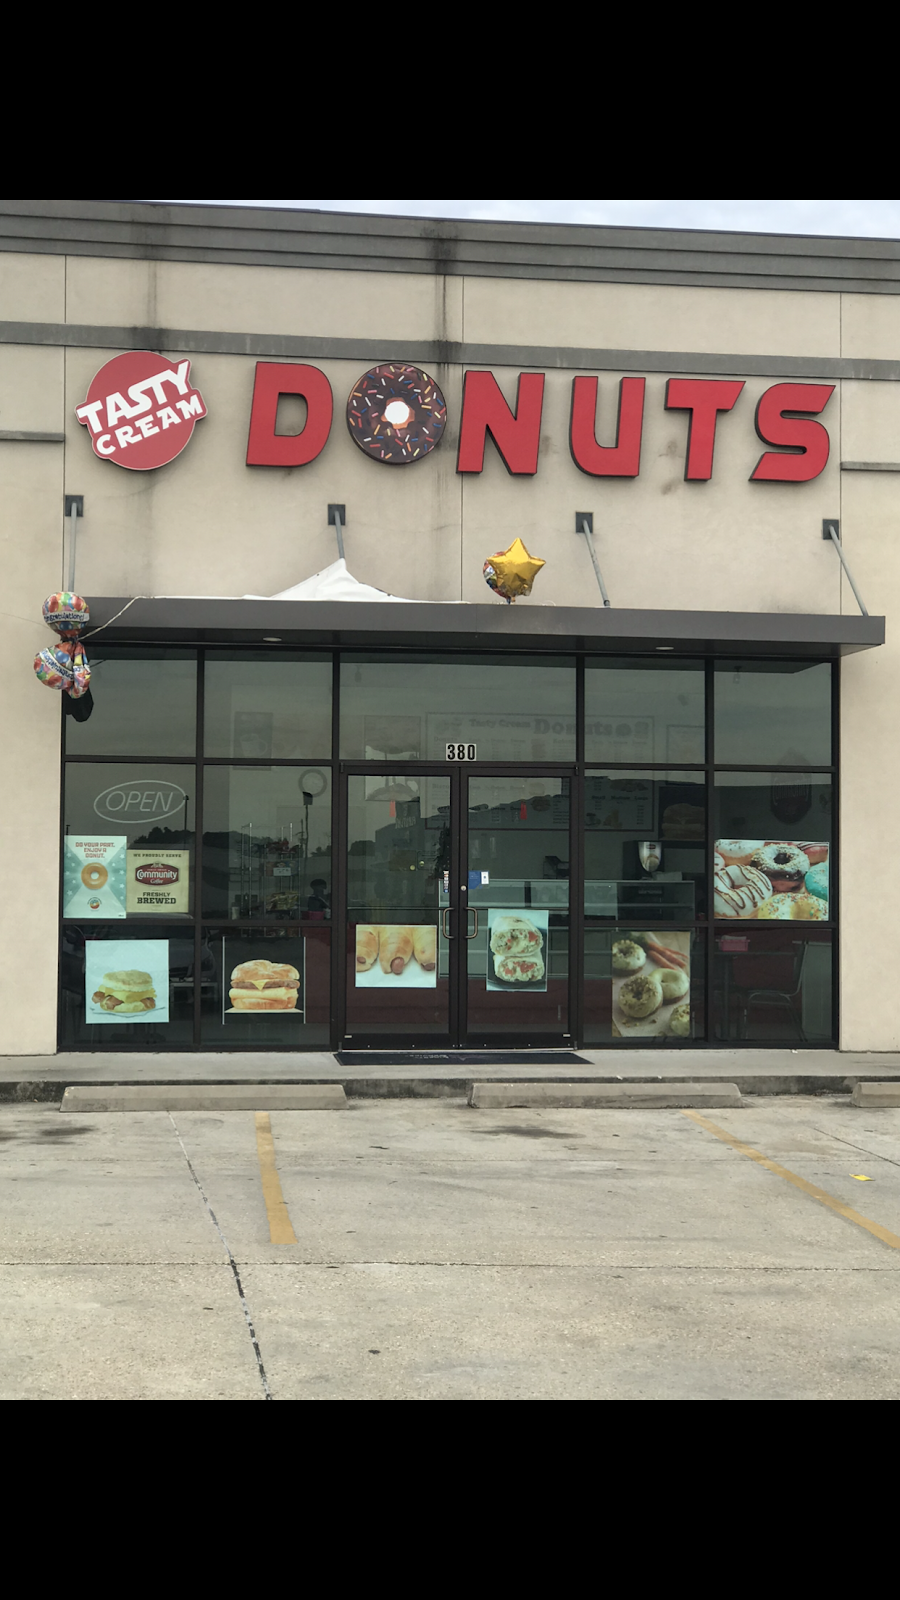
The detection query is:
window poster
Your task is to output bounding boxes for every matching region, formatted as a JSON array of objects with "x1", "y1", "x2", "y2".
[
  {"x1": 714, "y1": 841, "x2": 829, "y2": 919},
  {"x1": 224, "y1": 947, "x2": 303, "y2": 1016},
  {"x1": 64, "y1": 837, "x2": 127, "y2": 918},
  {"x1": 126, "y1": 850, "x2": 191, "y2": 914},
  {"x1": 486, "y1": 908, "x2": 549, "y2": 991},
  {"x1": 611, "y1": 931, "x2": 691, "y2": 1039},
  {"x1": 354, "y1": 925, "x2": 438, "y2": 987},
  {"x1": 85, "y1": 939, "x2": 170, "y2": 1022}
]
